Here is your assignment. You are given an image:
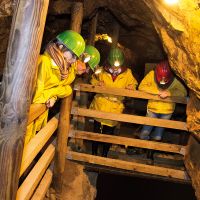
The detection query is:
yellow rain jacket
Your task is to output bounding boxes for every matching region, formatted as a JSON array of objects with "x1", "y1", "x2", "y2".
[
  {"x1": 25, "y1": 52, "x2": 76, "y2": 144},
  {"x1": 90, "y1": 68, "x2": 138, "y2": 127},
  {"x1": 139, "y1": 70, "x2": 187, "y2": 114}
]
